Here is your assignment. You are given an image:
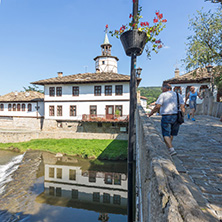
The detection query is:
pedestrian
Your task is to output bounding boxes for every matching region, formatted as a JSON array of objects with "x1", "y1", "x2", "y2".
[
  {"x1": 184, "y1": 86, "x2": 202, "y2": 121},
  {"x1": 147, "y1": 83, "x2": 185, "y2": 156}
]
